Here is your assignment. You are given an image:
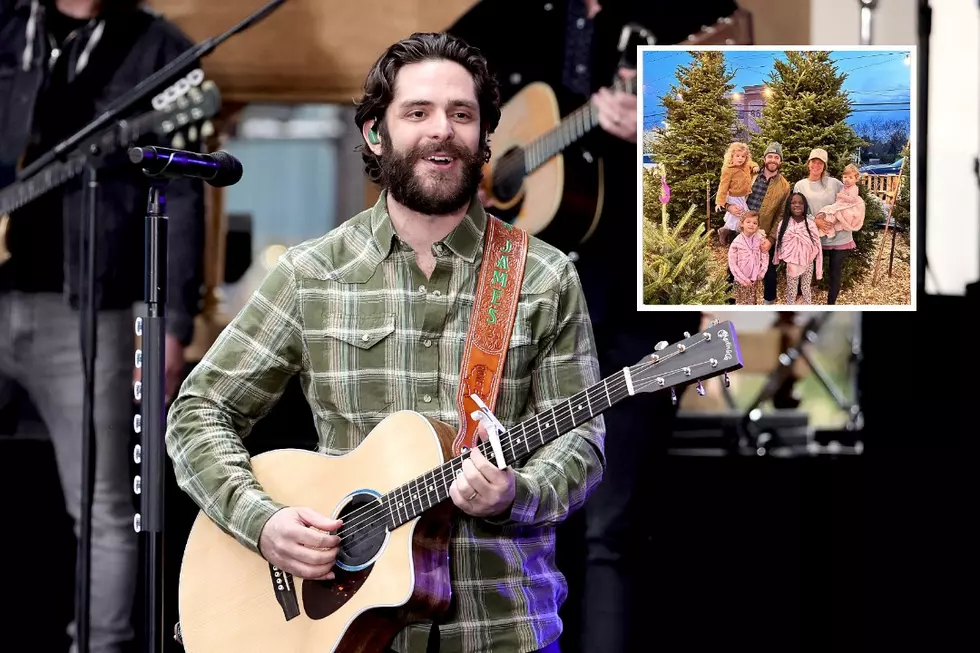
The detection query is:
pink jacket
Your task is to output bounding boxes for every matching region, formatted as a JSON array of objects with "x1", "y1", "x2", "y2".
[
  {"x1": 774, "y1": 218, "x2": 823, "y2": 279},
  {"x1": 728, "y1": 230, "x2": 769, "y2": 286},
  {"x1": 818, "y1": 184, "x2": 865, "y2": 237}
]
